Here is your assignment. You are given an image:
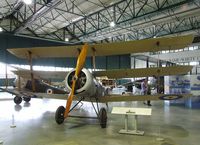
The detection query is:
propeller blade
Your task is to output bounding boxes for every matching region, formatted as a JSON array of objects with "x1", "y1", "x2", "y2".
[
  {"x1": 64, "y1": 79, "x2": 76, "y2": 118},
  {"x1": 75, "y1": 43, "x2": 88, "y2": 77},
  {"x1": 64, "y1": 43, "x2": 88, "y2": 118}
]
